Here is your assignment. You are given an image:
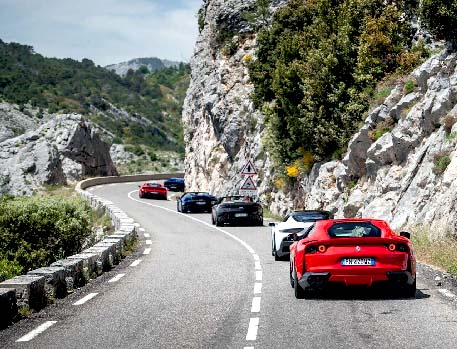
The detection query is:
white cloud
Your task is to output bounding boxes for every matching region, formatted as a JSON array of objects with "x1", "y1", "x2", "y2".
[{"x1": 0, "y1": 0, "x2": 201, "y2": 65}]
